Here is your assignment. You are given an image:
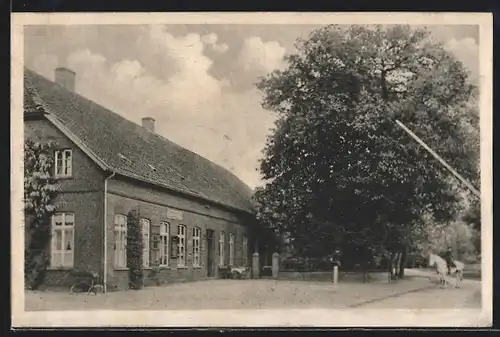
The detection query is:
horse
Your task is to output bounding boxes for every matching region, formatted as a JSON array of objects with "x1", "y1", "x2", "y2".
[{"x1": 428, "y1": 253, "x2": 464, "y2": 288}]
